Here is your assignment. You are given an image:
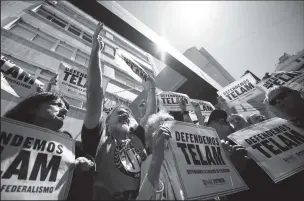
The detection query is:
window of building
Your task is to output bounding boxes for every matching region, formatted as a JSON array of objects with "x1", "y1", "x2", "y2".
[
  {"x1": 55, "y1": 42, "x2": 74, "y2": 59},
  {"x1": 82, "y1": 32, "x2": 92, "y2": 43},
  {"x1": 32, "y1": 34, "x2": 55, "y2": 49},
  {"x1": 104, "y1": 45, "x2": 114, "y2": 56},
  {"x1": 10, "y1": 24, "x2": 36, "y2": 40},
  {"x1": 75, "y1": 50, "x2": 89, "y2": 65},
  {"x1": 37, "y1": 6, "x2": 68, "y2": 28},
  {"x1": 68, "y1": 25, "x2": 81, "y2": 36}
]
